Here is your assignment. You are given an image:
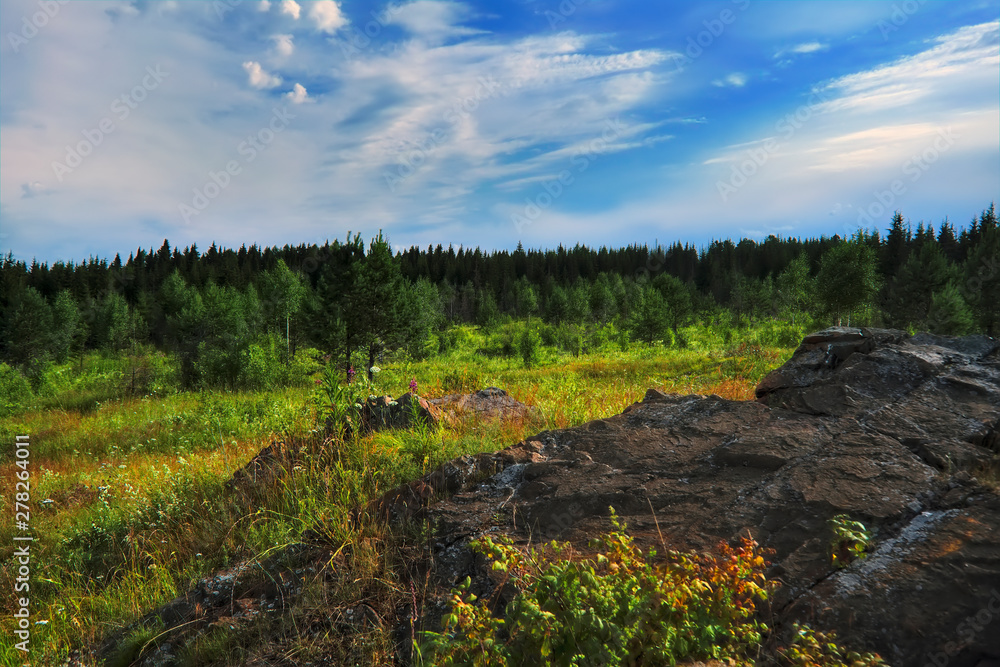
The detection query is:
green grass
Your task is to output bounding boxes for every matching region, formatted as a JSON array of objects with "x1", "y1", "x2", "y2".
[{"x1": 0, "y1": 322, "x2": 800, "y2": 666}]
